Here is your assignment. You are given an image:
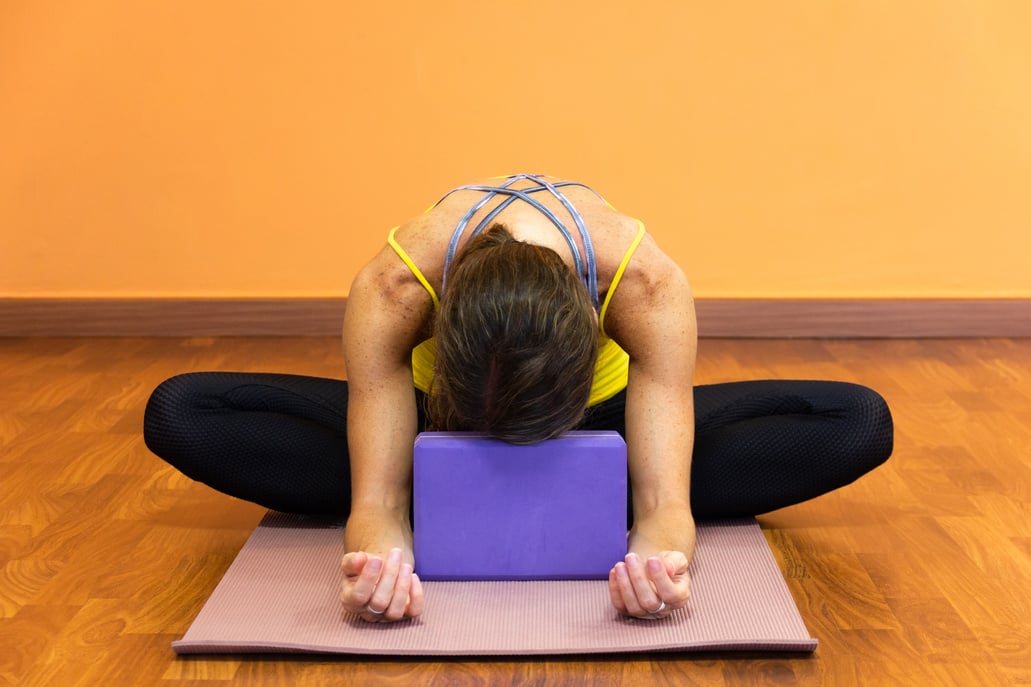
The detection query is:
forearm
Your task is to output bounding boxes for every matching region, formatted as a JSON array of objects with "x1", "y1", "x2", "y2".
[
  {"x1": 343, "y1": 377, "x2": 419, "y2": 561},
  {"x1": 624, "y1": 363, "x2": 696, "y2": 562},
  {"x1": 345, "y1": 377, "x2": 419, "y2": 512}
]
